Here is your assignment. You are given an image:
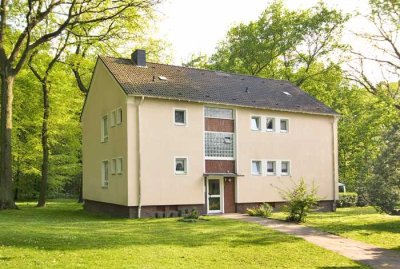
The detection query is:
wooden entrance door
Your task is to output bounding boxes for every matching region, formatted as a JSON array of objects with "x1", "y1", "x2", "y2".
[{"x1": 224, "y1": 177, "x2": 235, "y2": 213}]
